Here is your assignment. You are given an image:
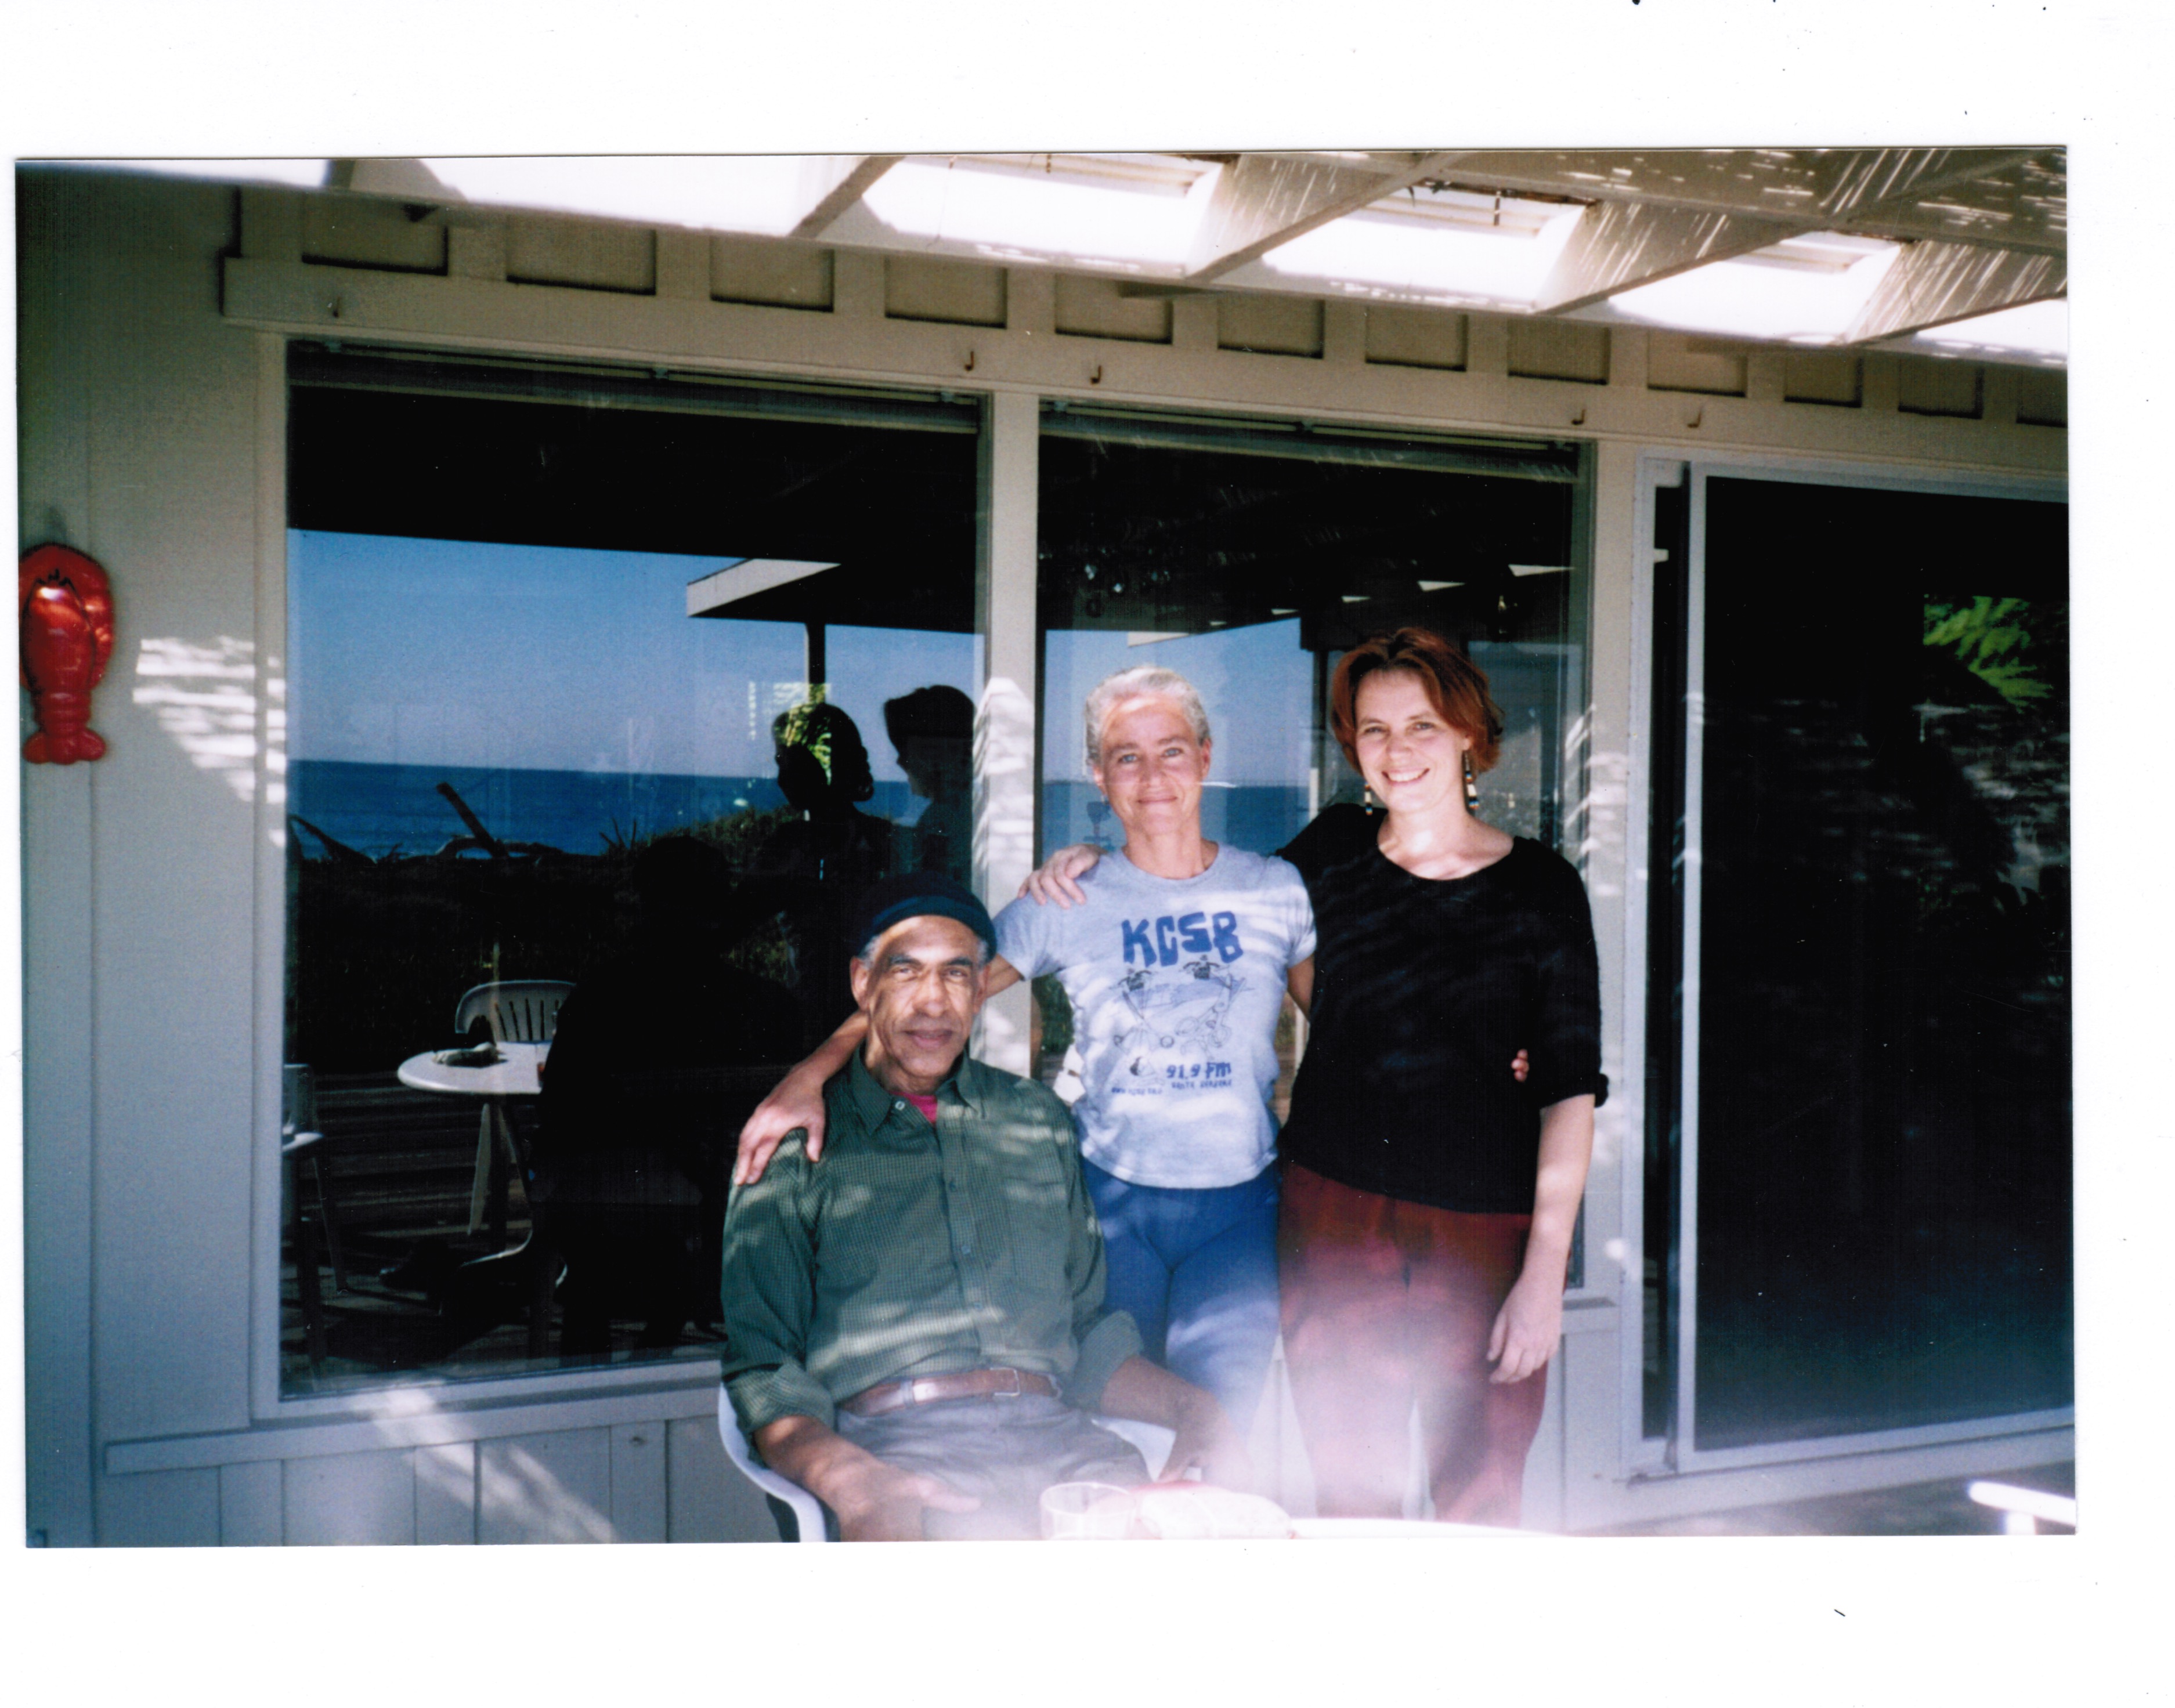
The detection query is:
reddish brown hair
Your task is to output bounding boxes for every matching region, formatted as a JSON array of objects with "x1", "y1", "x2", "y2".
[{"x1": 1329, "y1": 627, "x2": 1505, "y2": 773}]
